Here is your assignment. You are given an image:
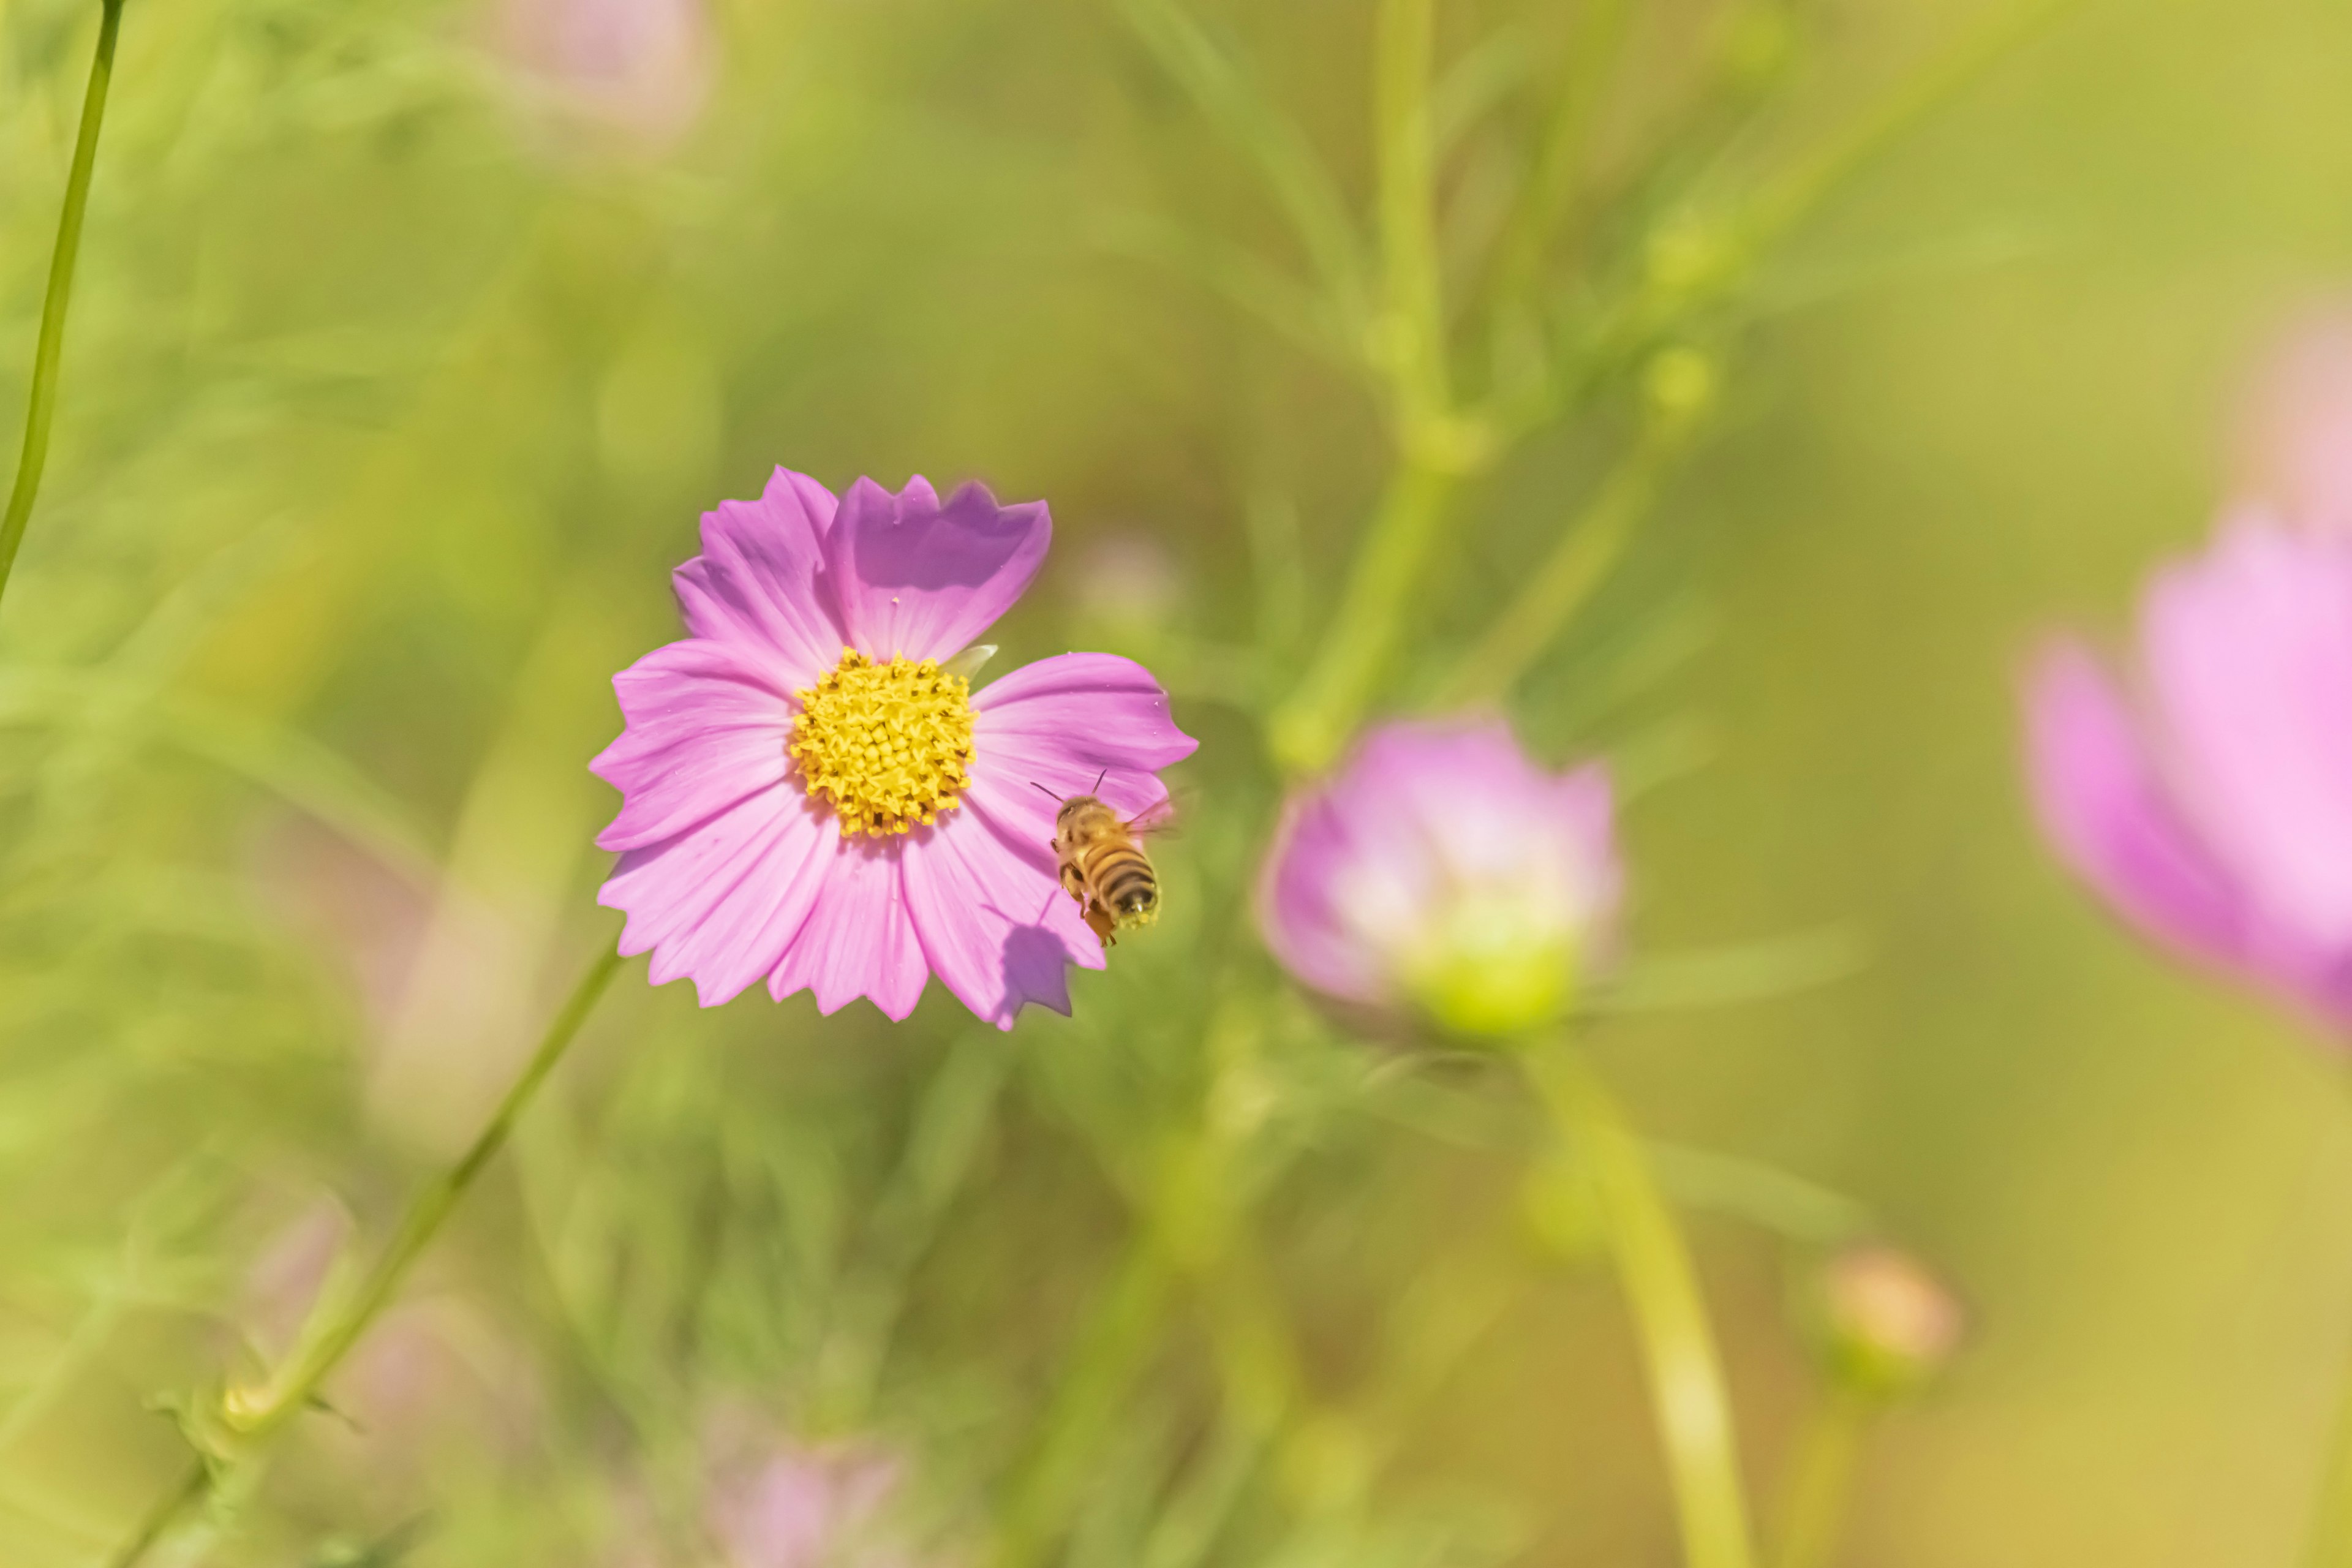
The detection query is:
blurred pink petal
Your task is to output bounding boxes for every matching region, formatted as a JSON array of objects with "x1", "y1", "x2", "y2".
[{"x1": 2022, "y1": 512, "x2": 2352, "y2": 1030}]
